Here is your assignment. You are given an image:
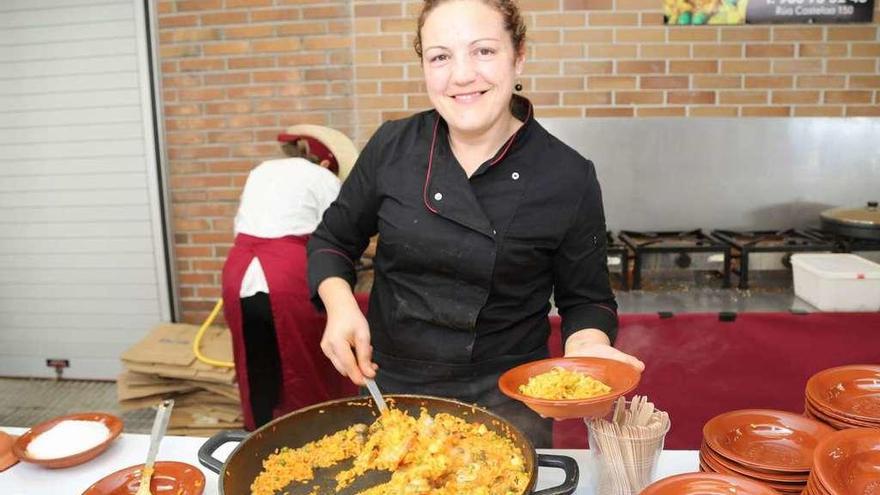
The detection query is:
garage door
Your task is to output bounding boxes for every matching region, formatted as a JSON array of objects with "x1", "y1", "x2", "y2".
[{"x1": 0, "y1": 0, "x2": 173, "y2": 379}]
